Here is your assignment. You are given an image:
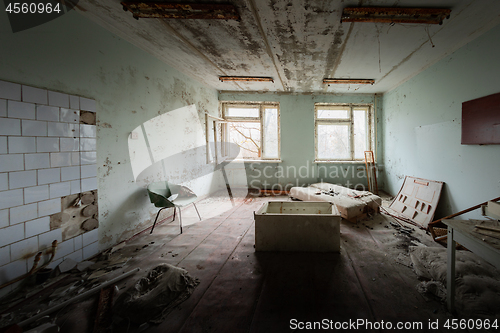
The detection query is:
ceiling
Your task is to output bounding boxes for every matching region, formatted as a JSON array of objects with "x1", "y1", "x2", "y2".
[{"x1": 78, "y1": 0, "x2": 500, "y2": 94}]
